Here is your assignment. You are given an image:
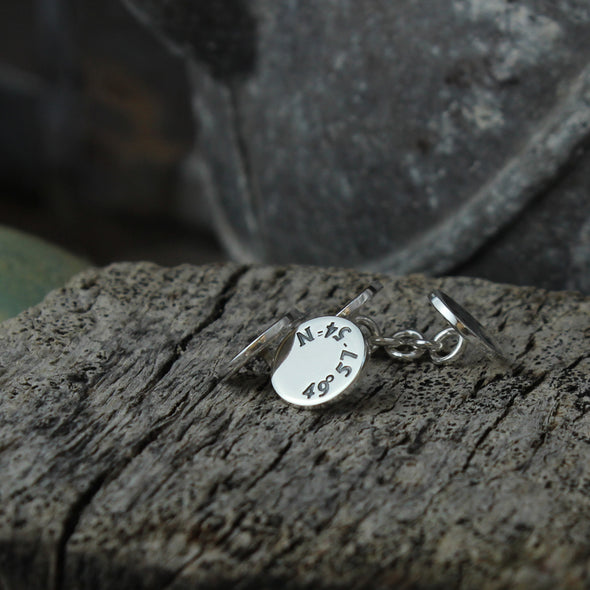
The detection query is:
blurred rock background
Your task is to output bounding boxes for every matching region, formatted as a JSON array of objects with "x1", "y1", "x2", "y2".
[
  {"x1": 0, "y1": 0, "x2": 222, "y2": 267},
  {"x1": 1, "y1": 0, "x2": 590, "y2": 295}
]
